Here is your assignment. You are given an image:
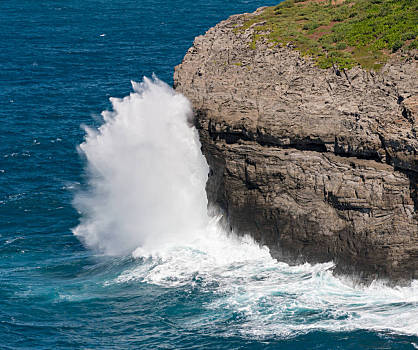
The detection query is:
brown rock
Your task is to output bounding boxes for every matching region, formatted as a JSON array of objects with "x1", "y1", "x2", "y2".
[{"x1": 174, "y1": 9, "x2": 418, "y2": 283}]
